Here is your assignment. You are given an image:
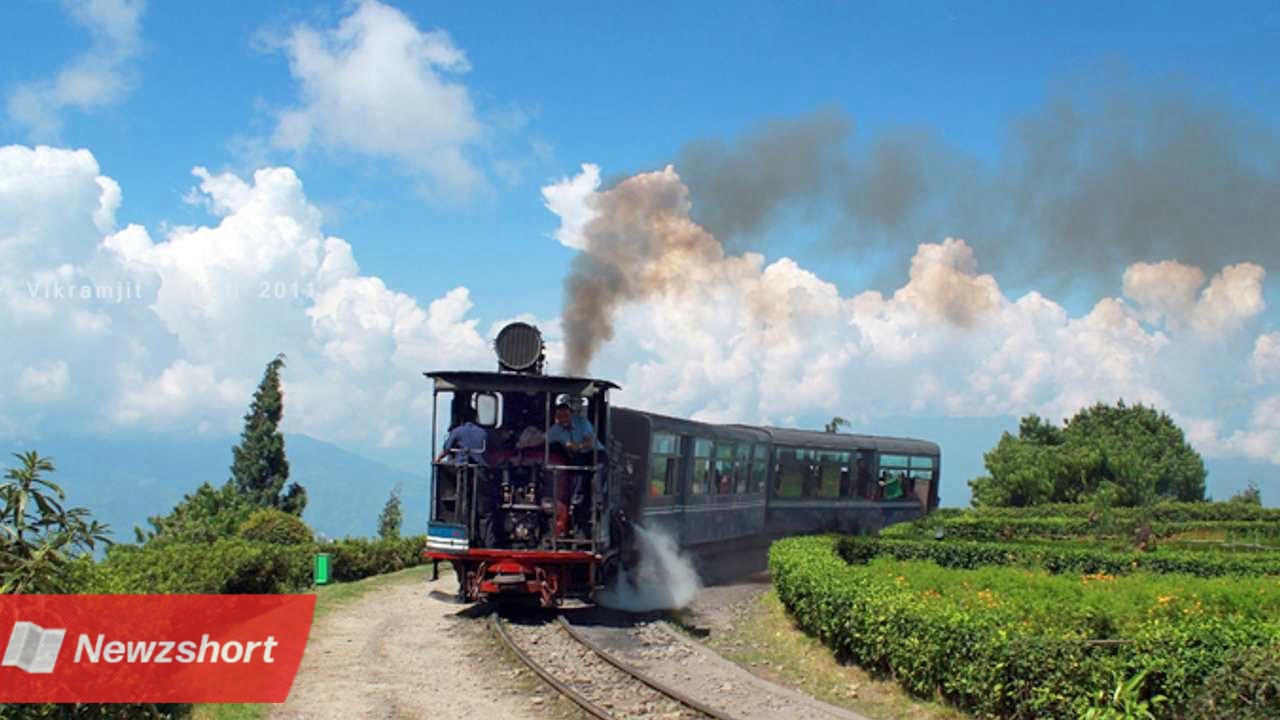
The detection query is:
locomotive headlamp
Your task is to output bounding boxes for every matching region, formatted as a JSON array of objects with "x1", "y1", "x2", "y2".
[{"x1": 495, "y1": 321, "x2": 545, "y2": 374}]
